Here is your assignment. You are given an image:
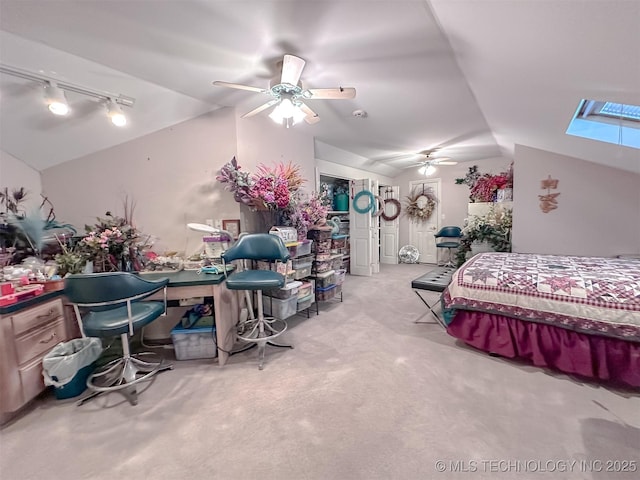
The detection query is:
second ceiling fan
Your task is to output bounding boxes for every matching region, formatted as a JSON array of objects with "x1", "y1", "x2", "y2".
[{"x1": 213, "y1": 54, "x2": 356, "y2": 127}]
